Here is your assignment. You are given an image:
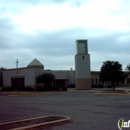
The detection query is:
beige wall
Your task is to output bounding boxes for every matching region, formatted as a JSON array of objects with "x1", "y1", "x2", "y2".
[
  {"x1": 91, "y1": 71, "x2": 100, "y2": 85},
  {"x1": 75, "y1": 78, "x2": 91, "y2": 89},
  {"x1": 75, "y1": 53, "x2": 91, "y2": 89}
]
